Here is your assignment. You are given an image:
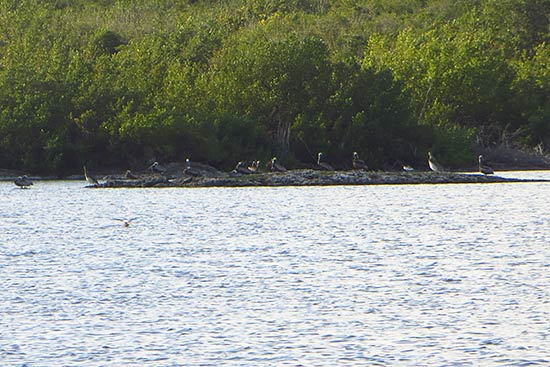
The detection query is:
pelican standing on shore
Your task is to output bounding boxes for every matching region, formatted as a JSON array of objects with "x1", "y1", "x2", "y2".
[
  {"x1": 269, "y1": 157, "x2": 287, "y2": 172},
  {"x1": 352, "y1": 152, "x2": 368, "y2": 170},
  {"x1": 14, "y1": 175, "x2": 33, "y2": 188},
  {"x1": 234, "y1": 161, "x2": 254, "y2": 174},
  {"x1": 478, "y1": 155, "x2": 494, "y2": 175},
  {"x1": 248, "y1": 160, "x2": 260, "y2": 173},
  {"x1": 125, "y1": 170, "x2": 138, "y2": 179},
  {"x1": 83, "y1": 166, "x2": 99, "y2": 185},
  {"x1": 427, "y1": 152, "x2": 445, "y2": 172},
  {"x1": 148, "y1": 161, "x2": 166, "y2": 174},
  {"x1": 317, "y1": 152, "x2": 334, "y2": 171},
  {"x1": 183, "y1": 158, "x2": 201, "y2": 177}
]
